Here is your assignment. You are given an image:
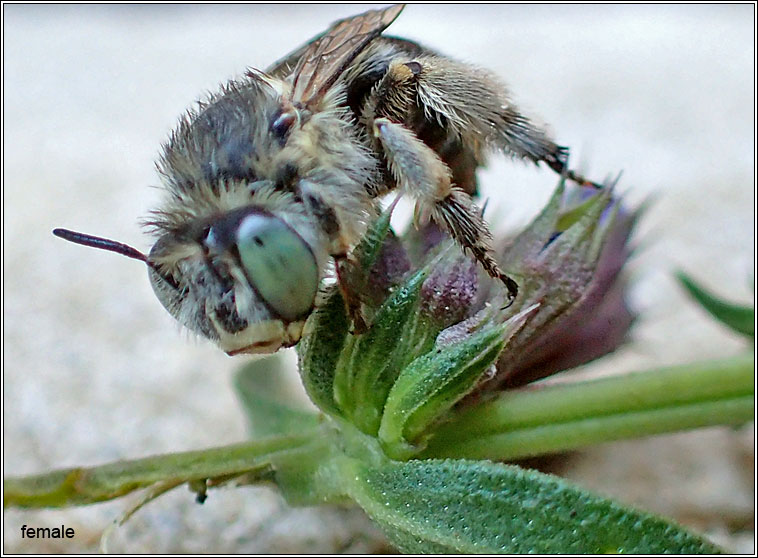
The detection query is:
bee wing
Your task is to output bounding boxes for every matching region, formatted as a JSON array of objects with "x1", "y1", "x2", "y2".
[
  {"x1": 288, "y1": 4, "x2": 404, "y2": 107},
  {"x1": 267, "y1": 39, "x2": 314, "y2": 79}
]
